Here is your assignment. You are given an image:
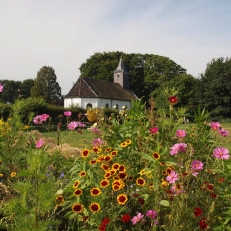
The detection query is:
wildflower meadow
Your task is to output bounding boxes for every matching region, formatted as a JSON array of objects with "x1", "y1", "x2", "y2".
[{"x1": 1, "y1": 86, "x2": 231, "y2": 230}]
